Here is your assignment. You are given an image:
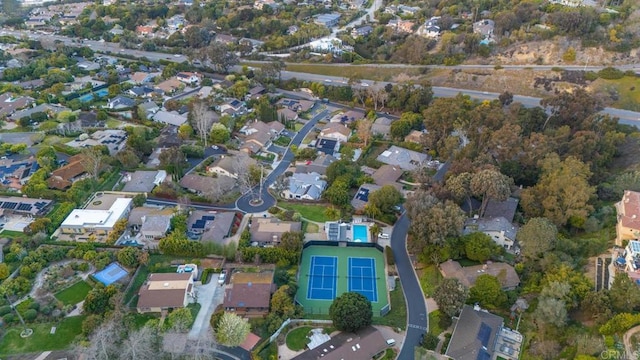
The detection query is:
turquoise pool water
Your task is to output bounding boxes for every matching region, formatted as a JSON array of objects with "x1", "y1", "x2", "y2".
[{"x1": 352, "y1": 224, "x2": 369, "y2": 242}]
